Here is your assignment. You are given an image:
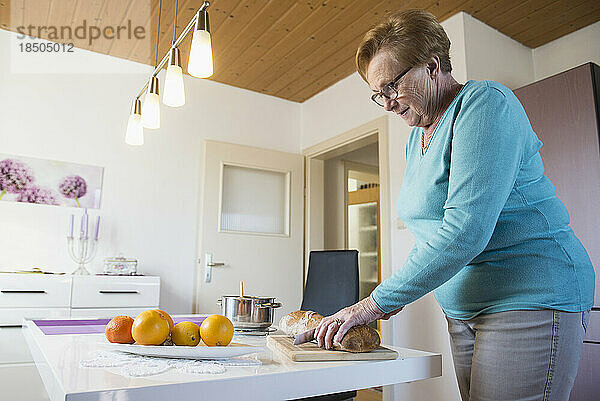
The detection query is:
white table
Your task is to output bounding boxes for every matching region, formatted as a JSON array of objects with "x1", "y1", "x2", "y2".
[{"x1": 23, "y1": 316, "x2": 441, "y2": 401}]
